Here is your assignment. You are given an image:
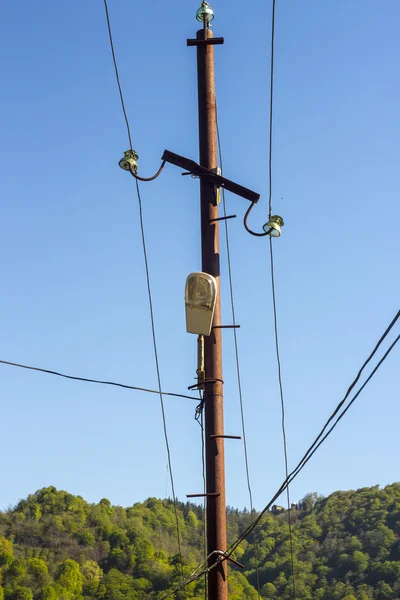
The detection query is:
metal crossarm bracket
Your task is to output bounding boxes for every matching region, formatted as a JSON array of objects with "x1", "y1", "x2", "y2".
[
  {"x1": 187, "y1": 37, "x2": 224, "y2": 46},
  {"x1": 162, "y1": 150, "x2": 260, "y2": 203}
]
